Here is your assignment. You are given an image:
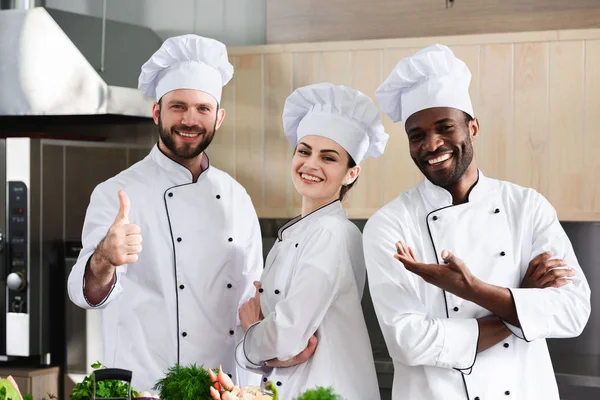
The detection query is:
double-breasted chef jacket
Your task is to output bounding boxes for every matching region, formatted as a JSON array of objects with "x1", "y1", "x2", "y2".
[
  {"x1": 68, "y1": 145, "x2": 263, "y2": 392},
  {"x1": 236, "y1": 201, "x2": 380, "y2": 400},
  {"x1": 363, "y1": 170, "x2": 591, "y2": 400}
]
